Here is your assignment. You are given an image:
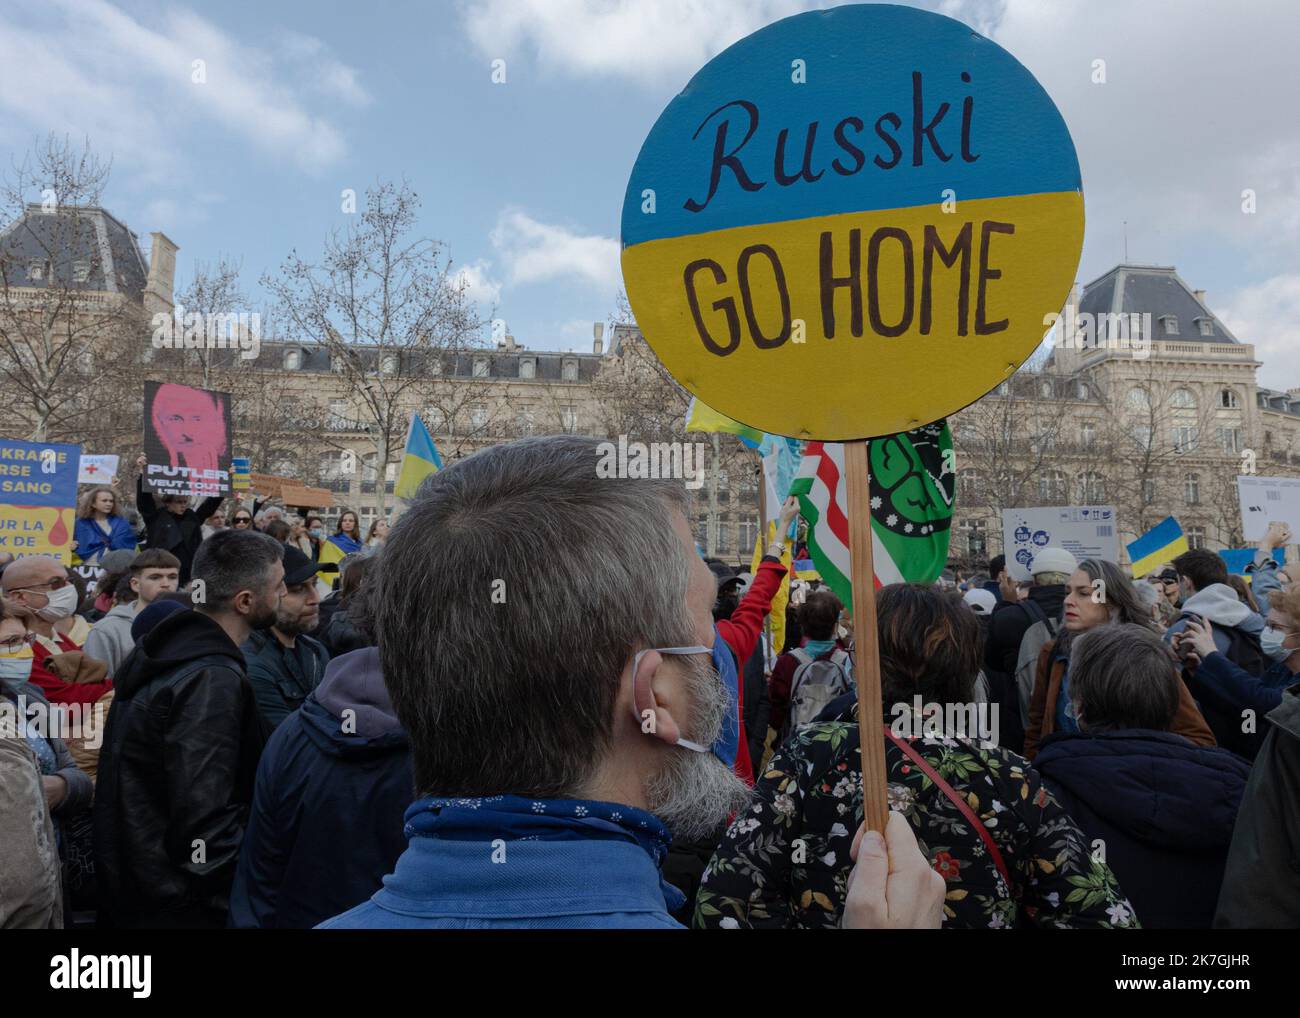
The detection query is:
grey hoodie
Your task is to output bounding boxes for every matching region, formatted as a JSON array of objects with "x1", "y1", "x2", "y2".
[
  {"x1": 83, "y1": 602, "x2": 138, "y2": 676},
  {"x1": 1165, "y1": 582, "x2": 1265, "y2": 656}
]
